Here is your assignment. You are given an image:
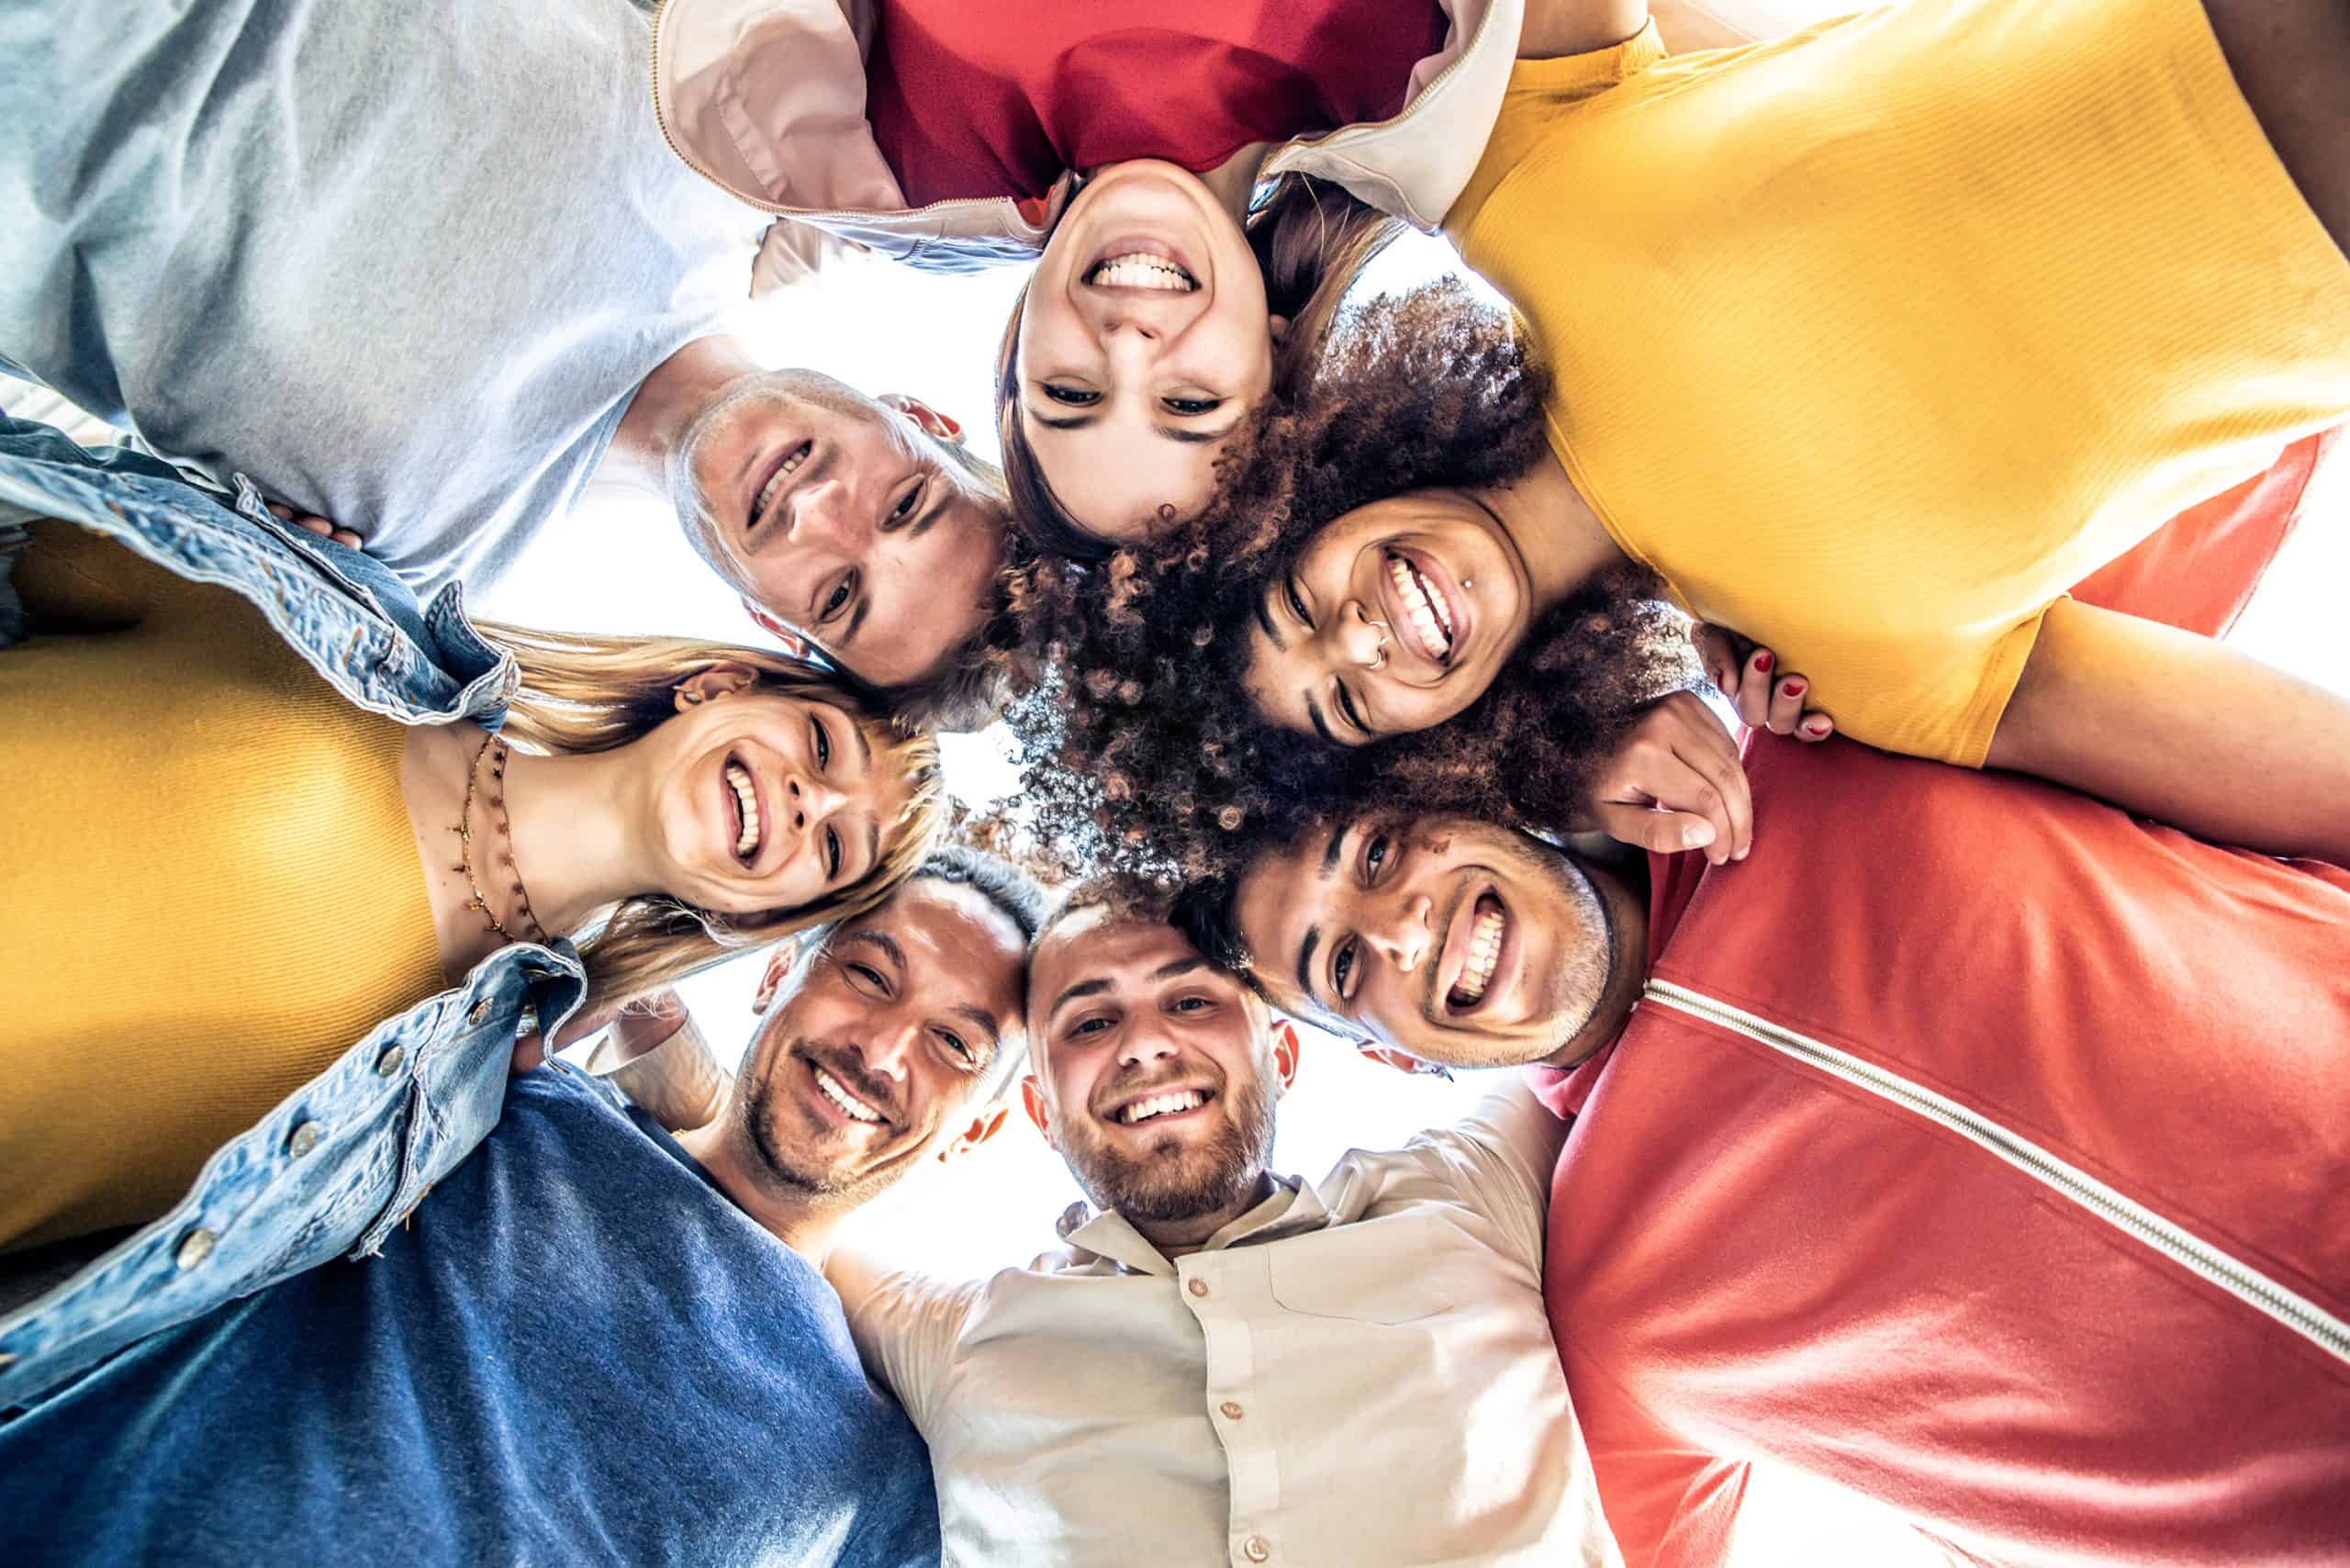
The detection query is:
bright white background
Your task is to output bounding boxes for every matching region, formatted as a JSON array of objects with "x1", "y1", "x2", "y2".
[{"x1": 484, "y1": 232, "x2": 2348, "y2": 1567}]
